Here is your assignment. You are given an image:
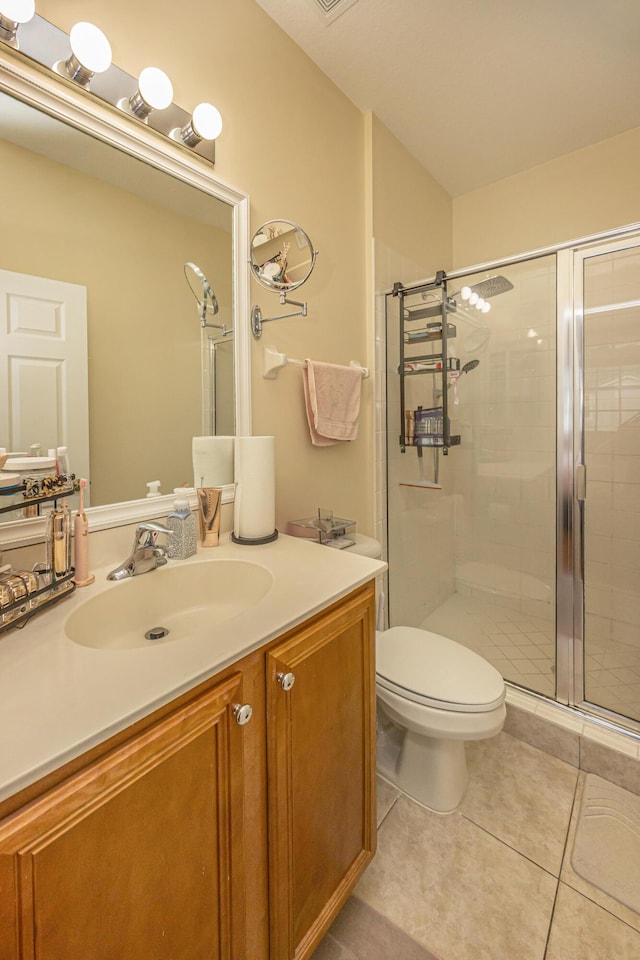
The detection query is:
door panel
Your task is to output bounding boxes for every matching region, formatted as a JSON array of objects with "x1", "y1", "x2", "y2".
[
  {"x1": 578, "y1": 241, "x2": 640, "y2": 725},
  {"x1": 0, "y1": 269, "x2": 89, "y2": 500}
]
